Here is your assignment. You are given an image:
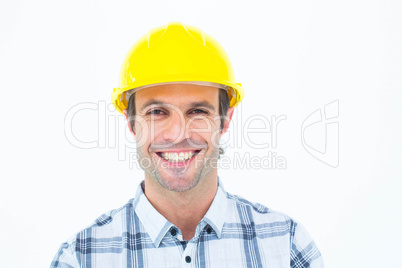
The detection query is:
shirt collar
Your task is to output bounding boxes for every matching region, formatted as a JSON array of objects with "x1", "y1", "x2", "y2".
[
  {"x1": 202, "y1": 176, "x2": 228, "y2": 239},
  {"x1": 133, "y1": 177, "x2": 228, "y2": 247},
  {"x1": 133, "y1": 181, "x2": 174, "y2": 248}
]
